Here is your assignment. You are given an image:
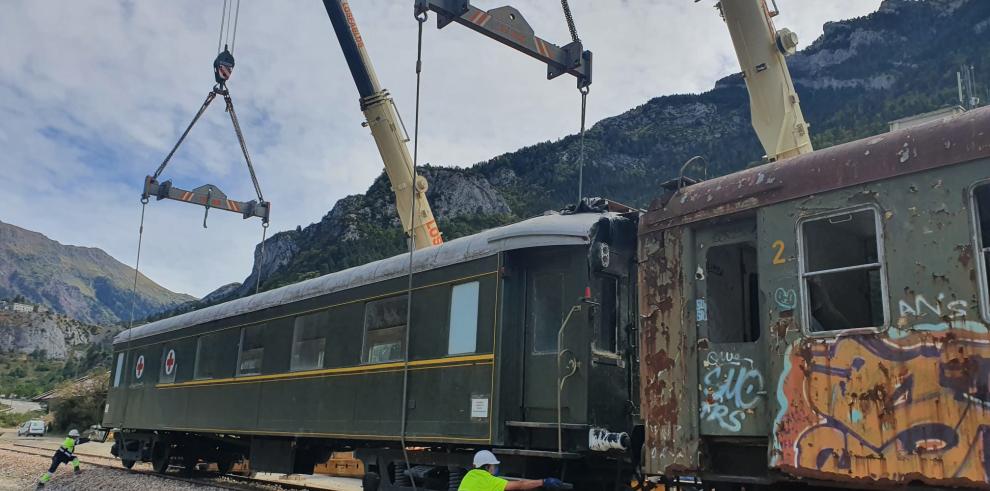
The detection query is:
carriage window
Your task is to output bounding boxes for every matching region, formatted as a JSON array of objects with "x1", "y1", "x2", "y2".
[
  {"x1": 113, "y1": 352, "x2": 125, "y2": 387},
  {"x1": 363, "y1": 295, "x2": 407, "y2": 363},
  {"x1": 975, "y1": 184, "x2": 990, "y2": 316},
  {"x1": 705, "y1": 243, "x2": 760, "y2": 342},
  {"x1": 448, "y1": 282, "x2": 480, "y2": 355},
  {"x1": 194, "y1": 332, "x2": 224, "y2": 380},
  {"x1": 801, "y1": 209, "x2": 886, "y2": 332},
  {"x1": 237, "y1": 324, "x2": 266, "y2": 376},
  {"x1": 595, "y1": 276, "x2": 619, "y2": 353},
  {"x1": 159, "y1": 345, "x2": 177, "y2": 384},
  {"x1": 532, "y1": 273, "x2": 565, "y2": 353},
  {"x1": 291, "y1": 313, "x2": 326, "y2": 371}
]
